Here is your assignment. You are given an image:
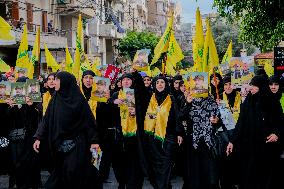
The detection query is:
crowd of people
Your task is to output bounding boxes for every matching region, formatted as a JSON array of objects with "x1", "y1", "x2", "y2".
[{"x1": 0, "y1": 67, "x2": 284, "y2": 189}]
